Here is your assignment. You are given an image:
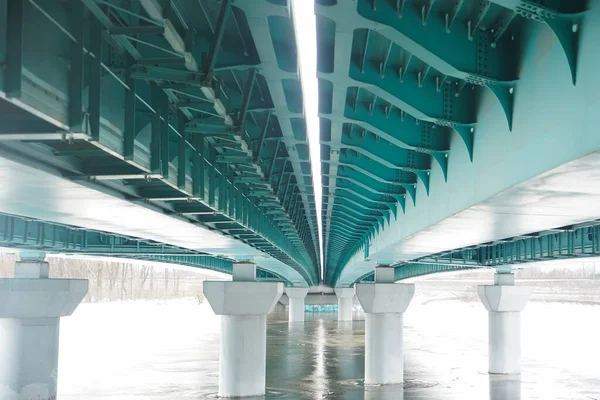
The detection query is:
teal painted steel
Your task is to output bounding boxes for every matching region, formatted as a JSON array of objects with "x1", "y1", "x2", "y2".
[
  {"x1": 412, "y1": 220, "x2": 600, "y2": 268},
  {"x1": 0, "y1": 0, "x2": 318, "y2": 286},
  {"x1": 355, "y1": 219, "x2": 600, "y2": 284},
  {"x1": 0, "y1": 211, "x2": 288, "y2": 283},
  {"x1": 356, "y1": 263, "x2": 477, "y2": 283},
  {"x1": 318, "y1": 0, "x2": 591, "y2": 286},
  {"x1": 0, "y1": 0, "x2": 597, "y2": 288}
]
